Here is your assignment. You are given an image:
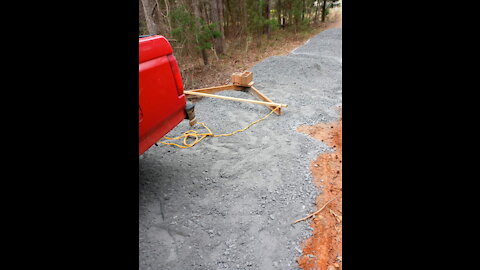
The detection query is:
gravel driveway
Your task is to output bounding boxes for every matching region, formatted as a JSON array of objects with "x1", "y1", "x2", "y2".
[{"x1": 139, "y1": 27, "x2": 342, "y2": 270}]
